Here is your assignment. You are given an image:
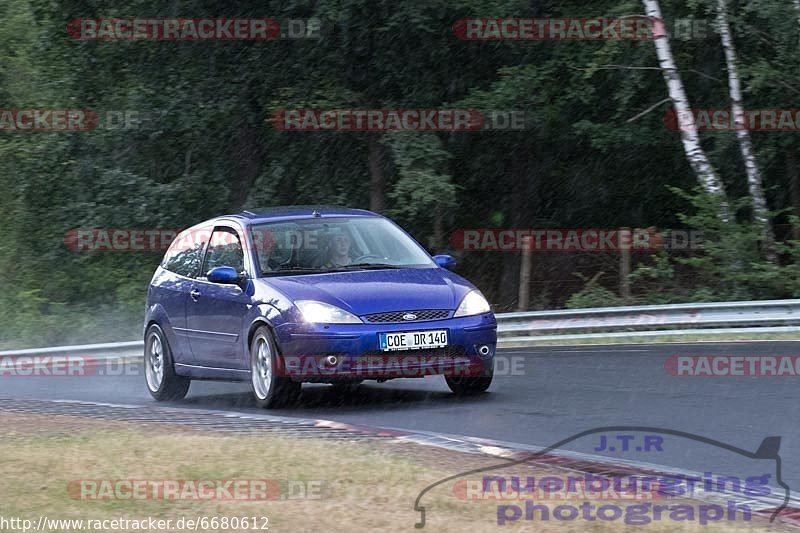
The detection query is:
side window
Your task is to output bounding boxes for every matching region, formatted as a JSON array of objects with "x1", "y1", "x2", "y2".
[
  {"x1": 162, "y1": 227, "x2": 211, "y2": 277},
  {"x1": 203, "y1": 227, "x2": 245, "y2": 276}
]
